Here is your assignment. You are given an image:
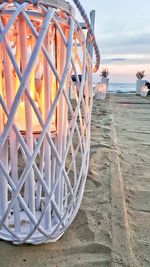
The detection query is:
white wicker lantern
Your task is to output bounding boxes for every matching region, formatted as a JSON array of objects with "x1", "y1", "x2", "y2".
[
  {"x1": 95, "y1": 82, "x2": 107, "y2": 100},
  {"x1": 0, "y1": 0, "x2": 100, "y2": 244}
]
